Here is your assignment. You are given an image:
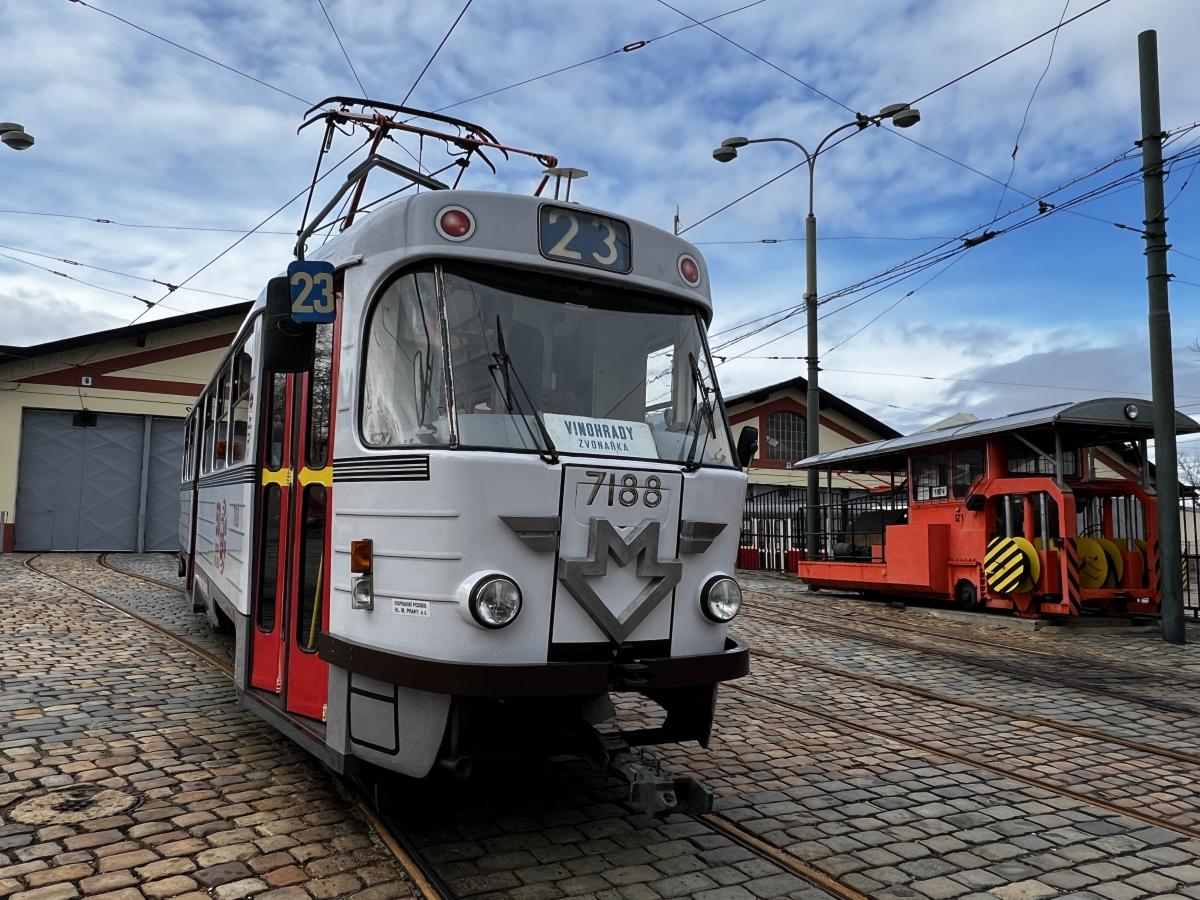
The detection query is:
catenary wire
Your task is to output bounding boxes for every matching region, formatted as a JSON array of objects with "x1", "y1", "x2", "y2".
[
  {"x1": 821, "y1": 251, "x2": 973, "y2": 357},
  {"x1": 909, "y1": 0, "x2": 1114, "y2": 105},
  {"x1": 428, "y1": 0, "x2": 768, "y2": 115},
  {"x1": 0, "y1": 209, "x2": 294, "y2": 235},
  {"x1": 674, "y1": 0, "x2": 1127, "y2": 236},
  {"x1": 651, "y1": 0, "x2": 853, "y2": 112},
  {"x1": 0, "y1": 242, "x2": 251, "y2": 301},
  {"x1": 706, "y1": 134, "x2": 1195, "y2": 348},
  {"x1": 316, "y1": 0, "x2": 368, "y2": 95},
  {"x1": 992, "y1": 0, "x2": 1072, "y2": 218},
  {"x1": 401, "y1": 0, "x2": 474, "y2": 106},
  {"x1": 66, "y1": 0, "x2": 312, "y2": 105}
]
